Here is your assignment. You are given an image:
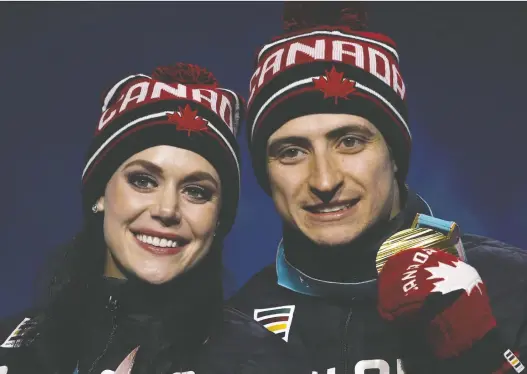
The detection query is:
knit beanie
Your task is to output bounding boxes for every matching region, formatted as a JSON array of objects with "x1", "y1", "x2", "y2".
[
  {"x1": 247, "y1": 2, "x2": 411, "y2": 193},
  {"x1": 82, "y1": 63, "x2": 245, "y2": 236}
]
